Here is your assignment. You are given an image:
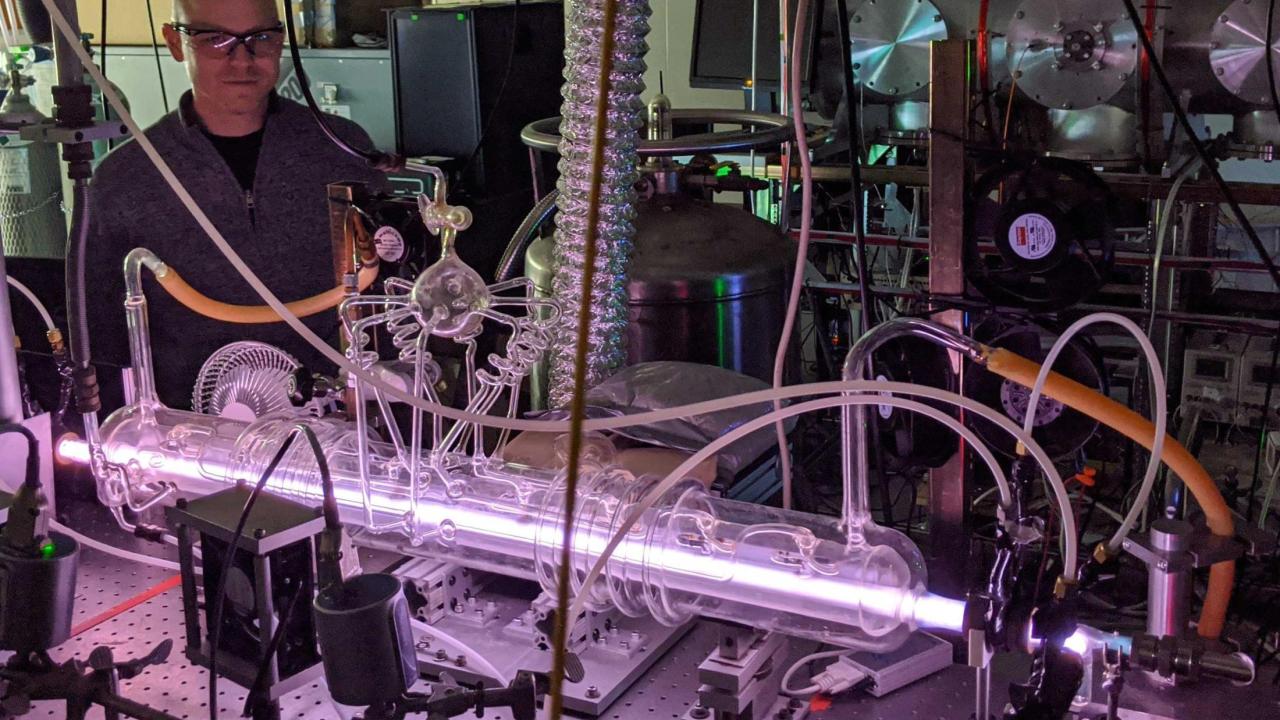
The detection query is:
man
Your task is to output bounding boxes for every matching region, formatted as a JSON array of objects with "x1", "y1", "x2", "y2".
[{"x1": 86, "y1": 0, "x2": 384, "y2": 410}]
